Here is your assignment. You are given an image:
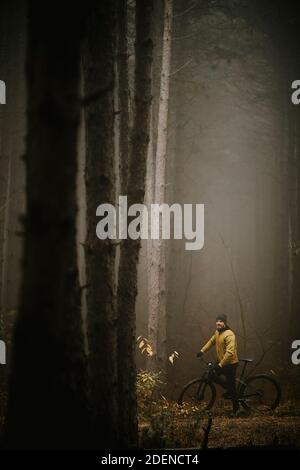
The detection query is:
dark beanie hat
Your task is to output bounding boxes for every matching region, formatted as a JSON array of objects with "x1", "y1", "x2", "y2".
[{"x1": 216, "y1": 314, "x2": 227, "y2": 323}]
